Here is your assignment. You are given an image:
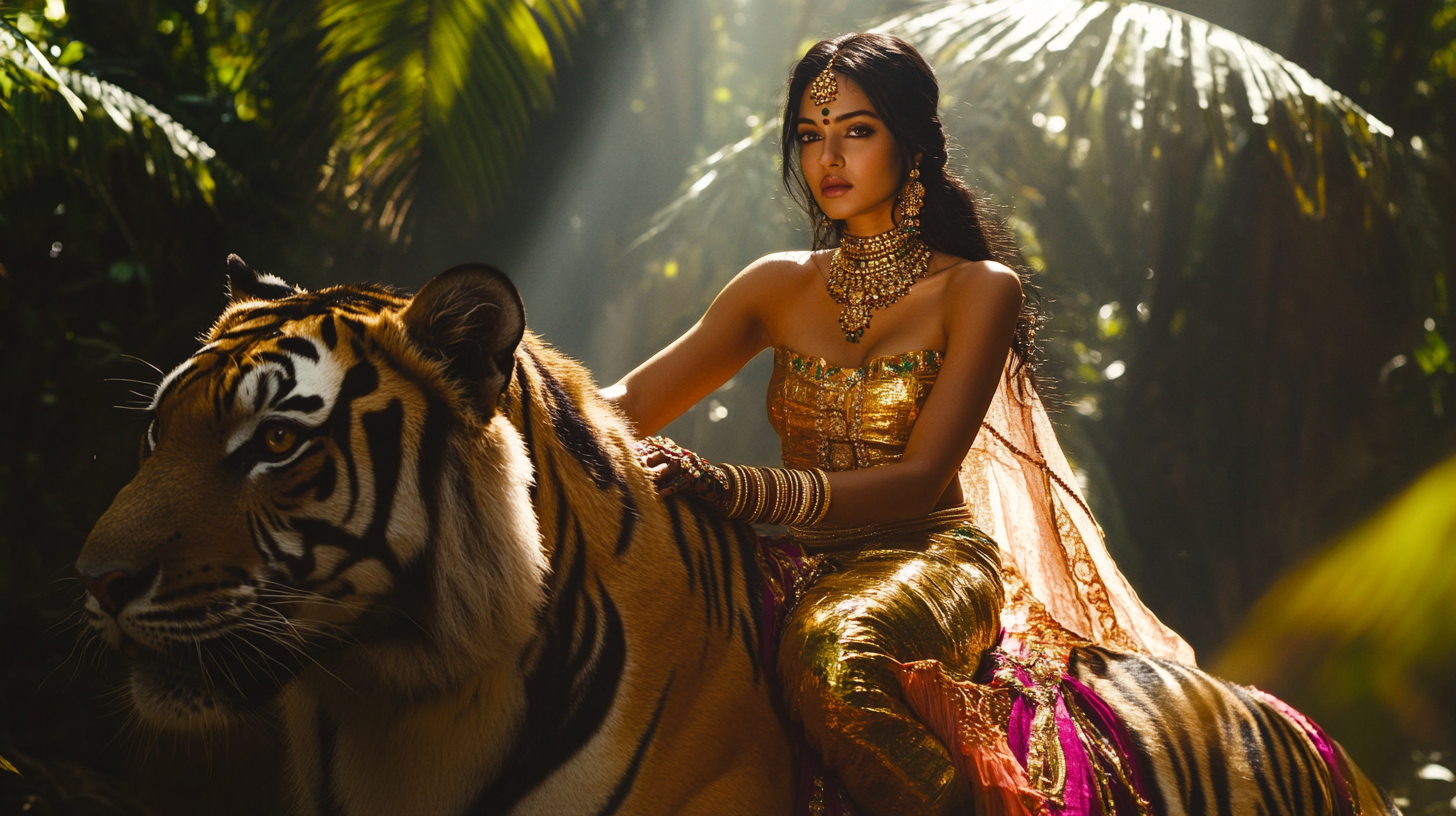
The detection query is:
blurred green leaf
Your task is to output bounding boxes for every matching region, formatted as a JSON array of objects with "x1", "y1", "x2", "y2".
[
  {"x1": 55, "y1": 39, "x2": 82, "y2": 66},
  {"x1": 1217, "y1": 451, "x2": 1456, "y2": 758},
  {"x1": 106, "y1": 259, "x2": 149, "y2": 287},
  {"x1": 1415, "y1": 329, "x2": 1454, "y2": 376},
  {"x1": 318, "y1": 0, "x2": 583, "y2": 238}
]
